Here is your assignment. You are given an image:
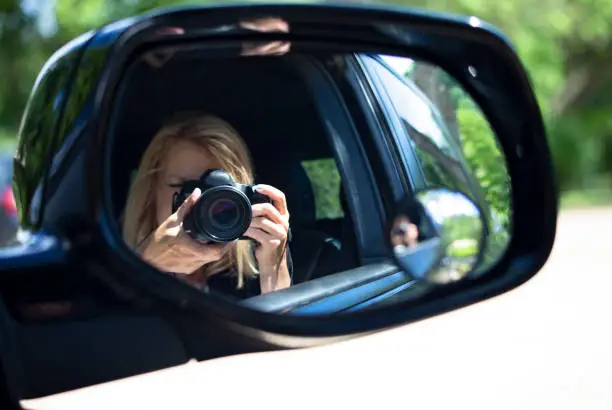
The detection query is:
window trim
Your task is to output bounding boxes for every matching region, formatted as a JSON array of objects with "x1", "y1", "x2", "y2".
[
  {"x1": 364, "y1": 55, "x2": 494, "y2": 218},
  {"x1": 371, "y1": 54, "x2": 463, "y2": 155},
  {"x1": 356, "y1": 55, "x2": 428, "y2": 195},
  {"x1": 288, "y1": 55, "x2": 389, "y2": 262},
  {"x1": 339, "y1": 54, "x2": 412, "y2": 210}
]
